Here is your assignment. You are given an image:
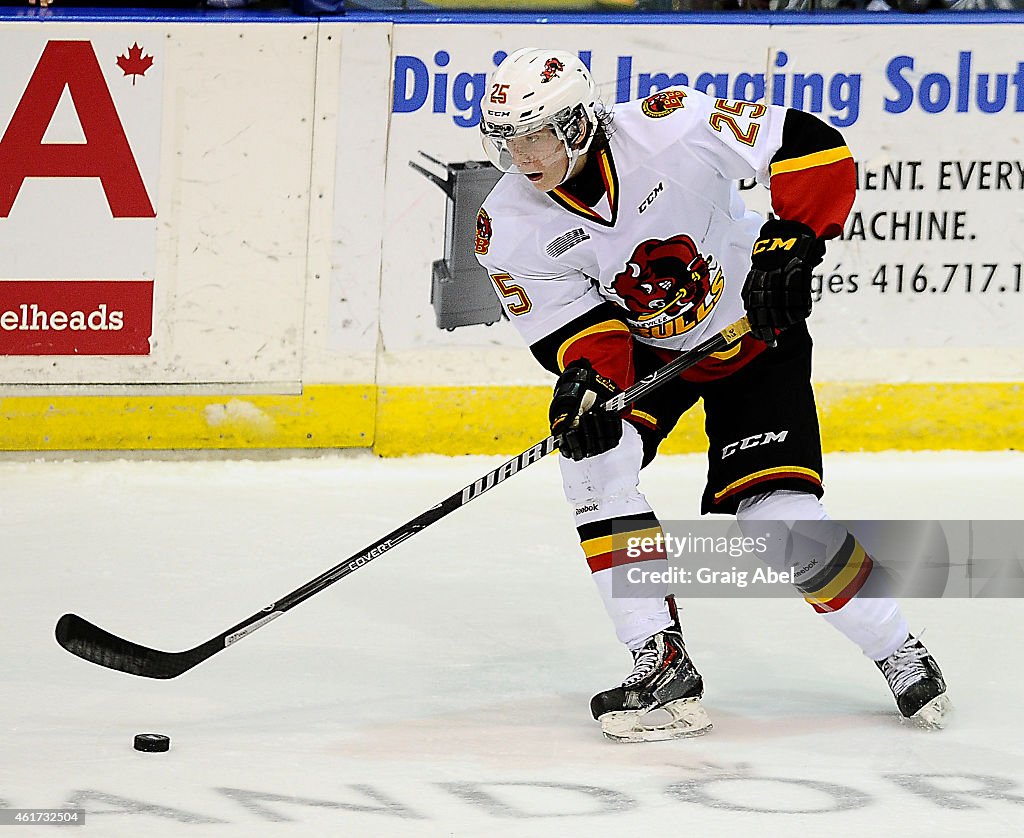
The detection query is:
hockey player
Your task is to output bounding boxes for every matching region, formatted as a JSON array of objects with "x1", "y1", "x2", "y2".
[{"x1": 475, "y1": 48, "x2": 950, "y2": 742}]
